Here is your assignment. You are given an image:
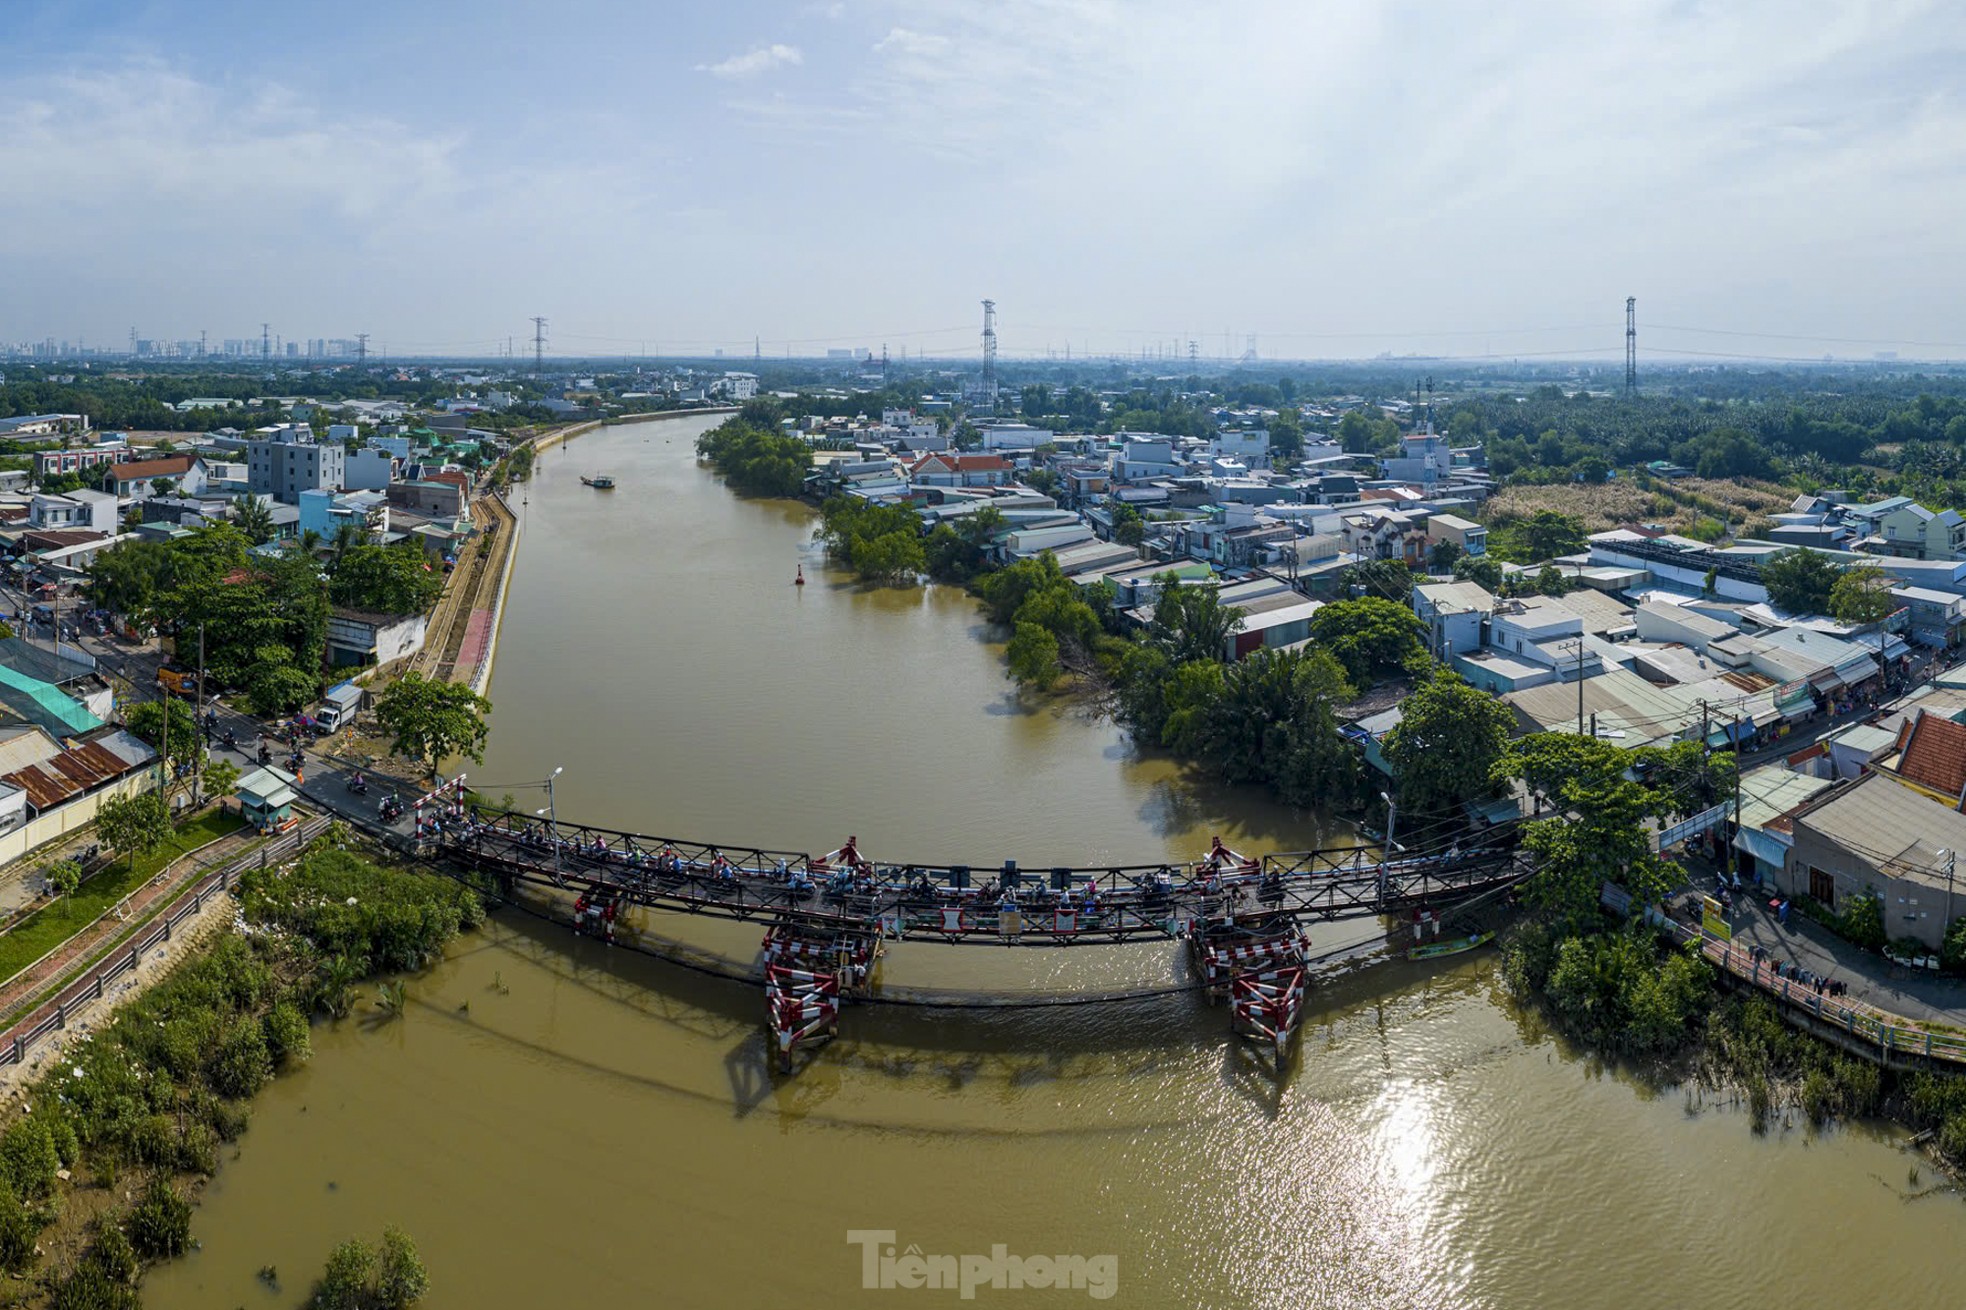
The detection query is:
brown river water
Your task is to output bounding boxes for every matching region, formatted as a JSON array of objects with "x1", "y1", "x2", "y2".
[{"x1": 145, "y1": 414, "x2": 1964, "y2": 1309}]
